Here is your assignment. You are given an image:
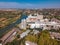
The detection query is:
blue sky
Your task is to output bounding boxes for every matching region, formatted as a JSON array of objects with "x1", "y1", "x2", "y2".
[{"x1": 0, "y1": 0, "x2": 60, "y2": 8}]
